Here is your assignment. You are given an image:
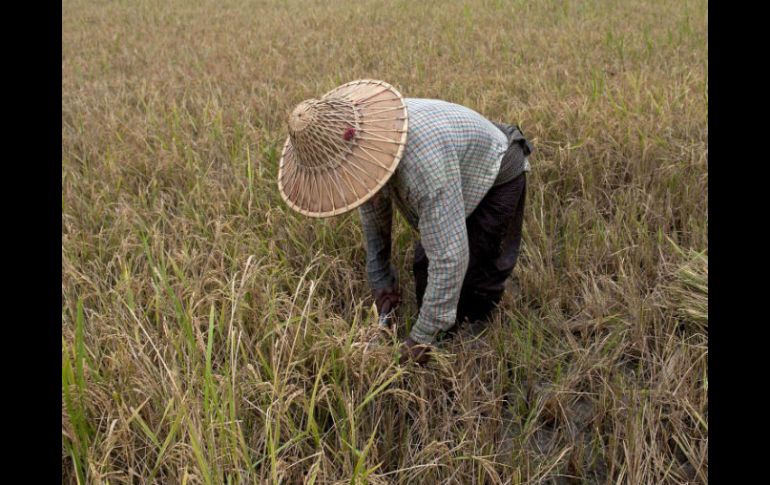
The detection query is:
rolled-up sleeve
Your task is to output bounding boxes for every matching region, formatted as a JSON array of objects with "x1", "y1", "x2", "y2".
[
  {"x1": 409, "y1": 180, "x2": 470, "y2": 344},
  {"x1": 358, "y1": 186, "x2": 397, "y2": 290}
]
